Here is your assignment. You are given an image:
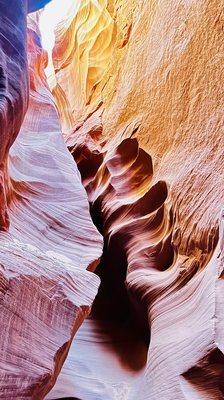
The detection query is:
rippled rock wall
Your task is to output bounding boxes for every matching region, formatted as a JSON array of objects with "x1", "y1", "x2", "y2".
[
  {"x1": 0, "y1": 4, "x2": 102, "y2": 398},
  {"x1": 48, "y1": 0, "x2": 224, "y2": 399},
  {"x1": 0, "y1": 0, "x2": 223, "y2": 399}
]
